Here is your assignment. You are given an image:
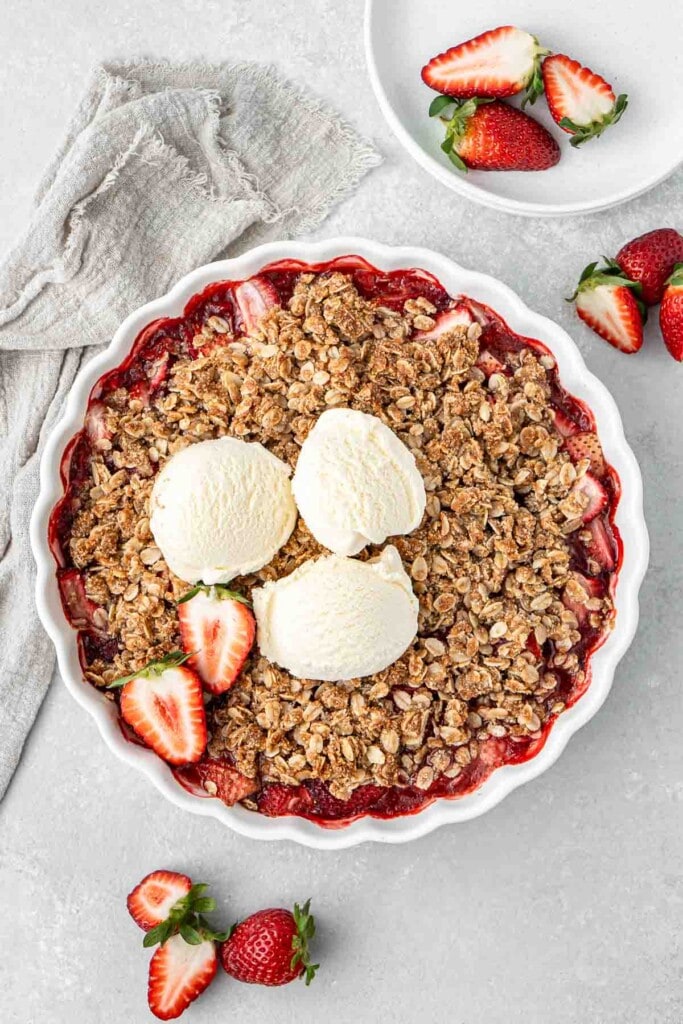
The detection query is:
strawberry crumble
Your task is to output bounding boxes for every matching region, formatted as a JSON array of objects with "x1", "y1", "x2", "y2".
[{"x1": 48, "y1": 256, "x2": 621, "y2": 826}]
